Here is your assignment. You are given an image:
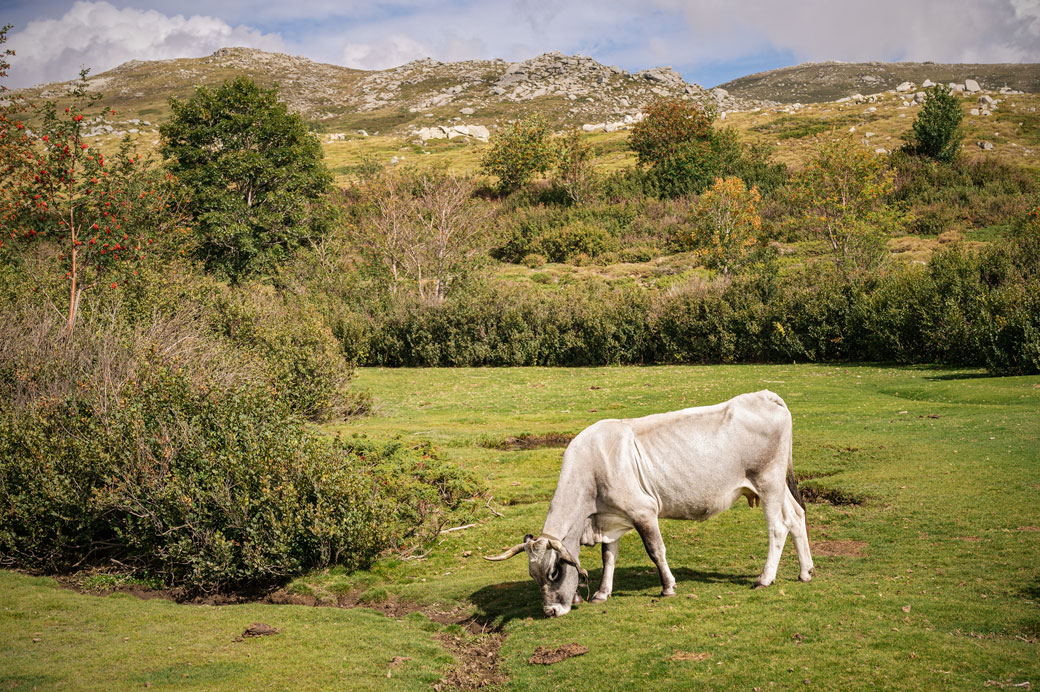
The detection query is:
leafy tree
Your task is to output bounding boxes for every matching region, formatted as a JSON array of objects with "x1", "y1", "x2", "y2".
[
  {"x1": 681, "y1": 177, "x2": 761, "y2": 276},
  {"x1": 1, "y1": 65, "x2": 179, "y2": 332},
  {"x1": 160, "y1": 77, "x2": 334, "y2": 281},
  {"x1": 902, "y1": 84, "x2": 964, "y2": 163},
  {"x1": 480, "y1": 115, "x2": 557, "y2": 193},
  {"x1": 629, "y1": 98, "x2": 722, "y2": 198},
  {"x1": 789, "y1": 138, "x2": 903, "y2": 276},
  {"x1": 554, "y1": 128, "x2": 596, "y2": 205}
]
